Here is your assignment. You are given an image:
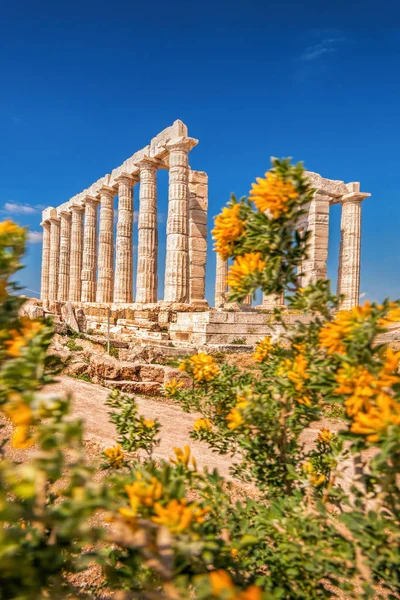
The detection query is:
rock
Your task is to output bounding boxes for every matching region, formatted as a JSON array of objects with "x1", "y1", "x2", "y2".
[
  {"x1": 138, "y1": 365, "x2": 165, "y2": 383},
  {"x1": 53, "y1": 321, "x2": 68, "y2": 335},
  {"x1": 20, "y1": 302, "x2": 45, "y2": 320},
  {"x1": 164, "y1": 366, "x2": 192, "y2": 388},
  {"x1": 103, "y1": 380, "x2": 162, "y2": 396},
  {"x1": 87, "y1": 354, "x2": 121, "y2": 383},
  {"x1": 65, "y1": 361, "x2": 88, "y2": 376},
  {"x1": 119, "y1": 345, "x2": 165, "y2": 364},
  {"x1": 61, "y1": 301, "x2": 80, "y2": 333},
  {"x1": 75, "y1": 308, "x2": 87, "y2": 333}
]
